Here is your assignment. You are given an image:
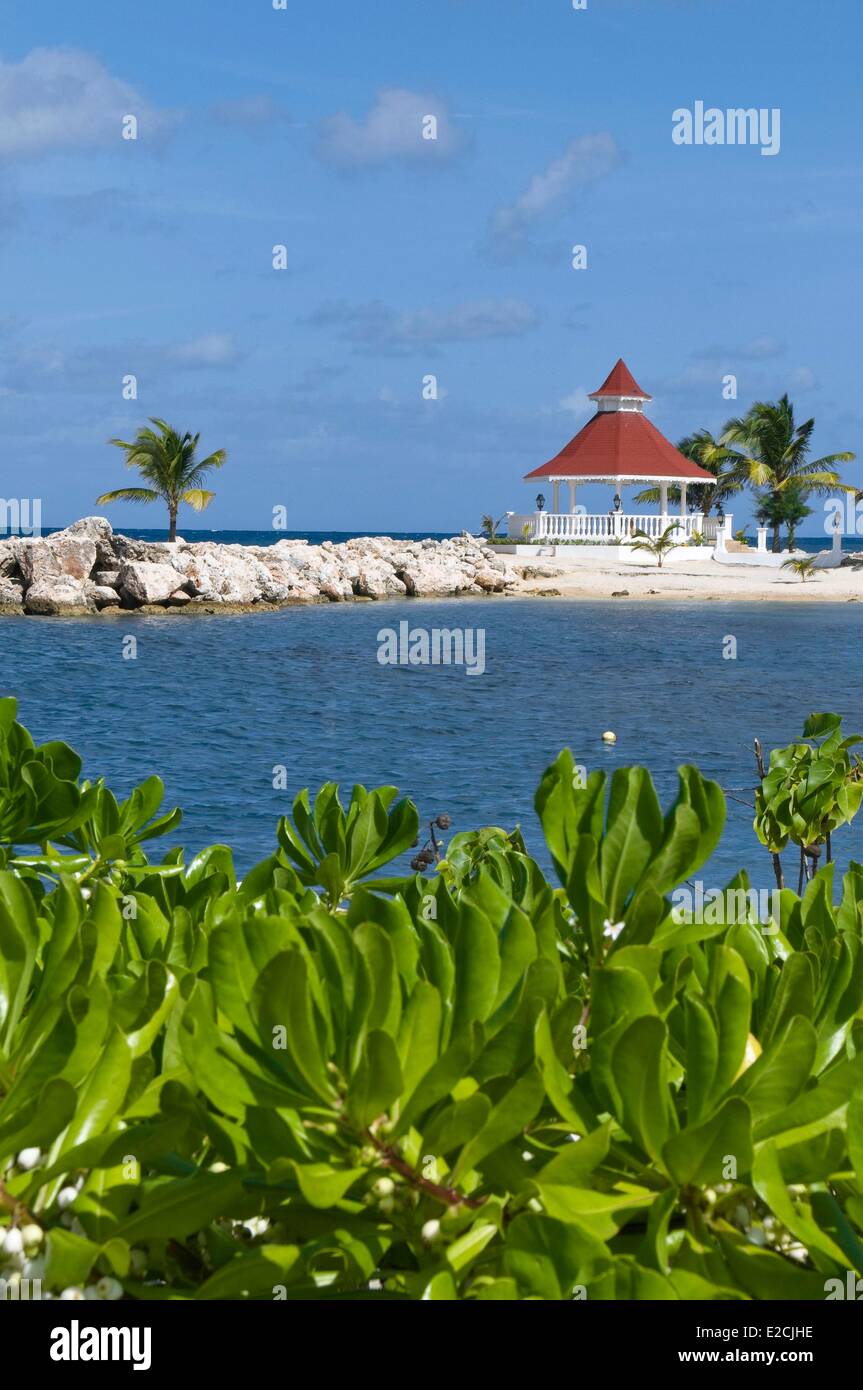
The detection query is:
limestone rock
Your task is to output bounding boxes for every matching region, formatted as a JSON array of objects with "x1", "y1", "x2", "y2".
[
  {"x1": 0, "y1": 576, "x2": 24, "y2": 610},
  {"x1": 93, "y1": 585, "x2": 121, "y2": 608},
  {"x1": 59, "y1": 517, "x2": 116, "y2": 568},
  {"x1": 117, "y1": 561, "x2": 187, "y2": 605},
  {"x1": 114, "y1": 535, "x2": 187, "y2": 563},
  {"x1": 19, "y1": 535, "x2": 97, "y2": 586},
  {"x1": 352, "y1": 557, "x2": 407, "y2": 599},
  {"x1": 24, "y1": 577, "x2": 97, "y2": 615}
]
